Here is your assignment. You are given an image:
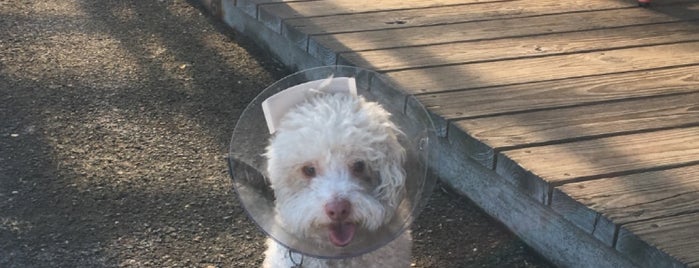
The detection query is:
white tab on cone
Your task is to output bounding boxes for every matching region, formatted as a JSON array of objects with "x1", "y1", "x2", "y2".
[{"x1": 261, "y1": 76, "x2": 358, "y2": 134}]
